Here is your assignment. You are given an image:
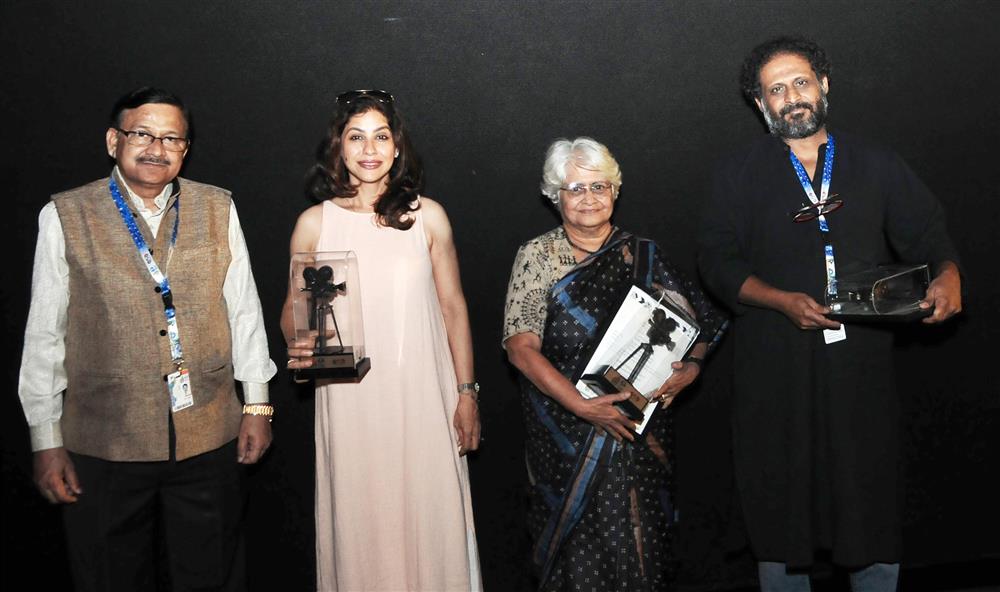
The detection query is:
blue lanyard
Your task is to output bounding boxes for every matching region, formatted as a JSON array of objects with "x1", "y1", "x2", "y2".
[
  {"x1": 788, "y1": 133, "x2": 838, "y2": 296},
  {"x1": 108, "y1": 177, "x2": 185, "y2": 367}
]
